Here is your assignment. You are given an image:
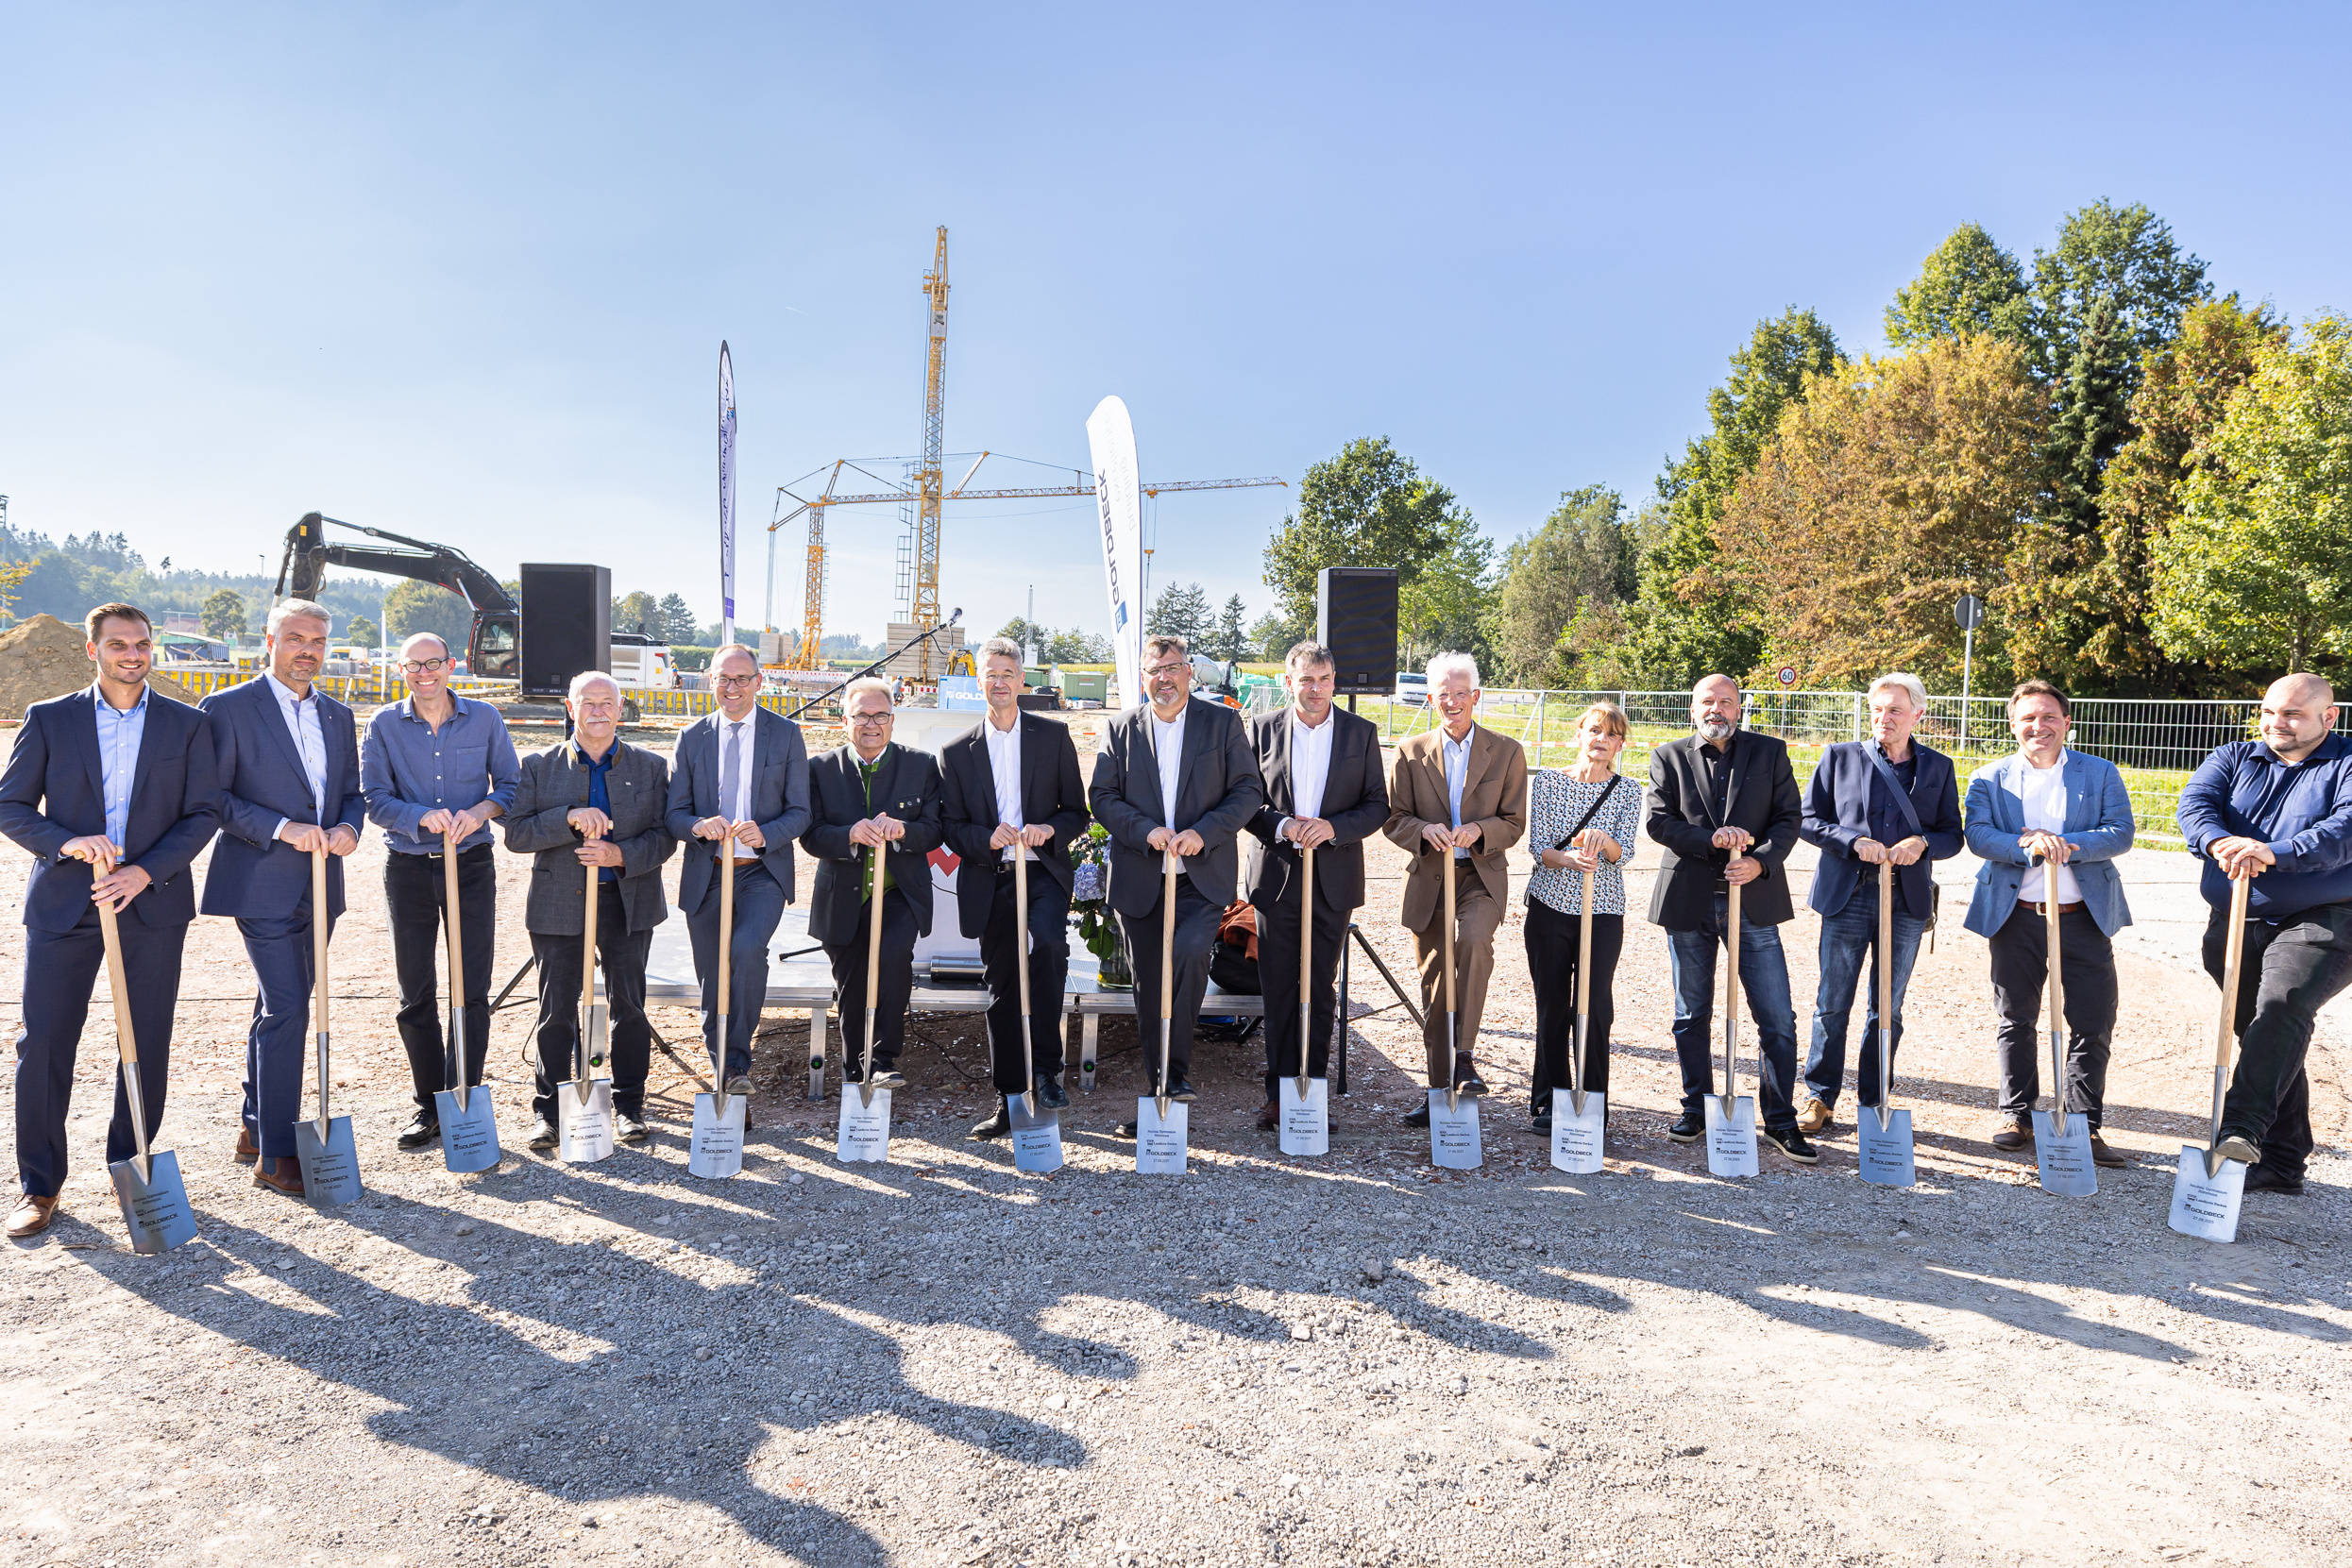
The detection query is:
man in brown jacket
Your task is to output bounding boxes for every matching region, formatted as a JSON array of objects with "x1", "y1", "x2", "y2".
[{"x1": 1382, "y1": 653, "x2": 1528, "y2": 1125}]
